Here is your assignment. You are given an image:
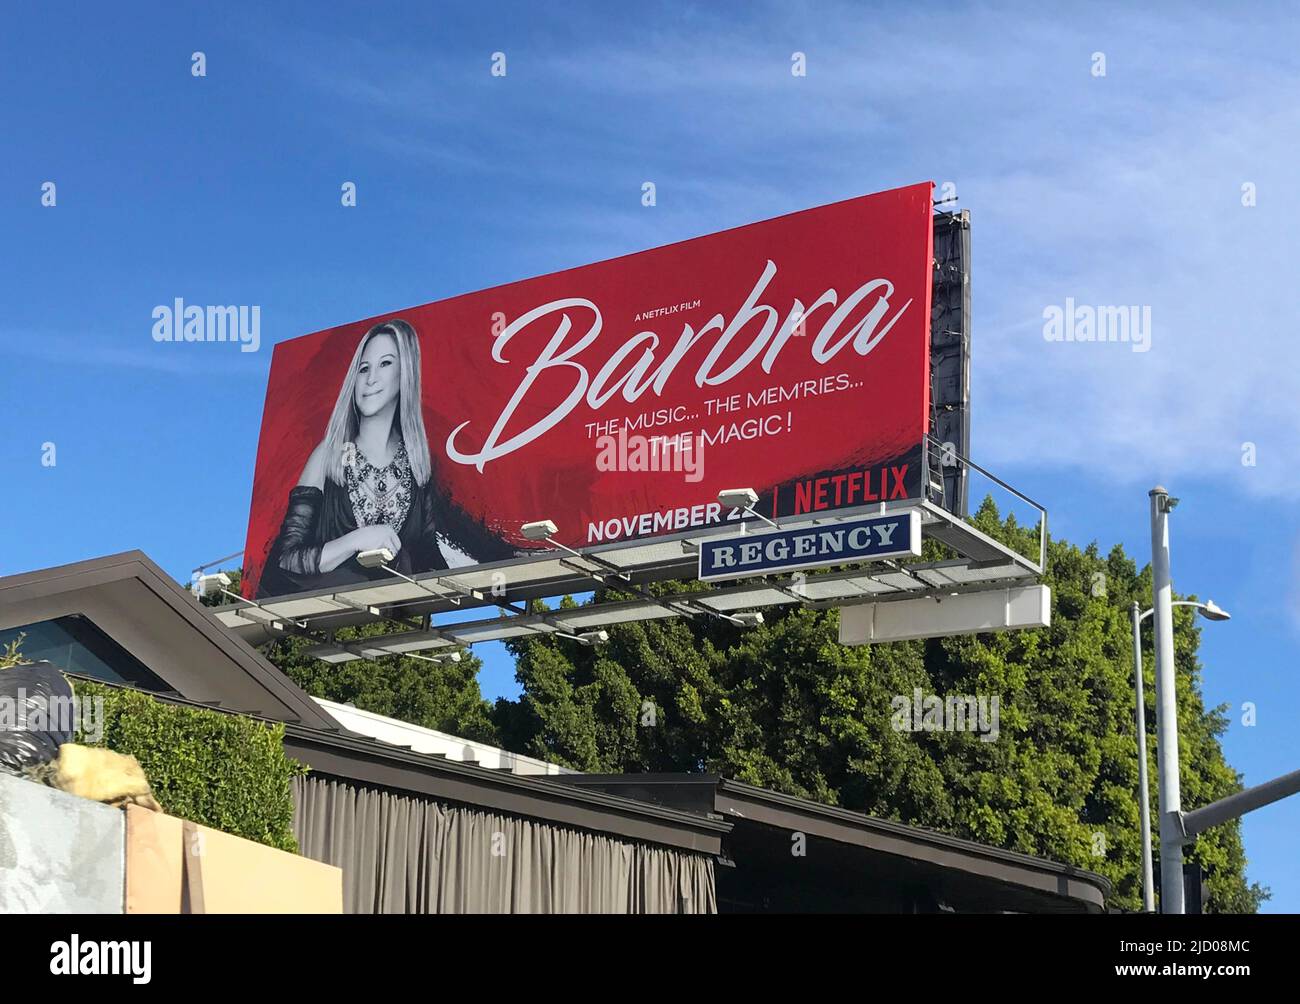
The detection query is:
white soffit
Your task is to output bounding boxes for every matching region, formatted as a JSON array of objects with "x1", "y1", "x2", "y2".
[
  {"x1": 557, "y1": 605, "x2": 679, "y2": 629},
  {"x1": 446, "y1": 620, "x2": 552, "y2": 644},
  {"x1": 838, "y1": 584, "x2": 1052, "y2": 645}
]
